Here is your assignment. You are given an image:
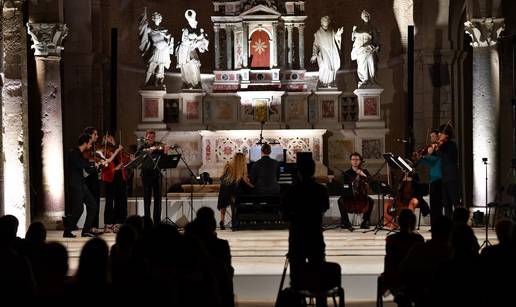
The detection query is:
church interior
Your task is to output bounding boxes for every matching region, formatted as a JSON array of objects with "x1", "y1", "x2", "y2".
[{"x1": 1, "y1": 0, "x2": 516, "y2": 305}]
